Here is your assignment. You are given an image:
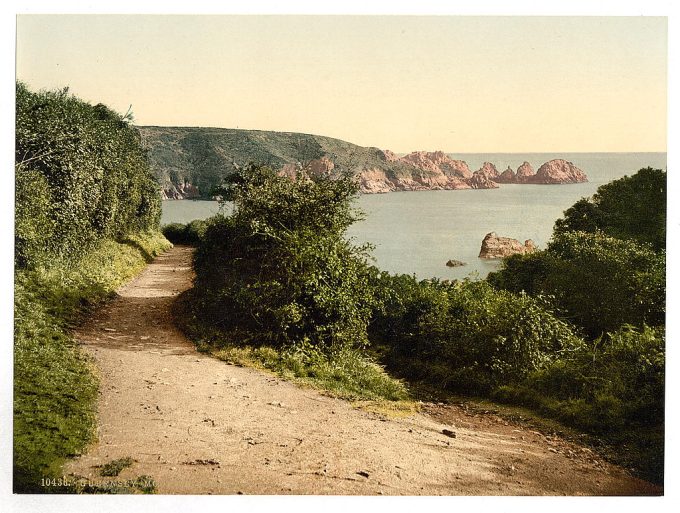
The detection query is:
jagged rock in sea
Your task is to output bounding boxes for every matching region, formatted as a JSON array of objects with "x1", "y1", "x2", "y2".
[
  {"x1": 533, "y1": 159, "x2": 588, "y2": 184},
  {"x1": 474, "y1": 162, "x2": 500, "y2": 181},
  {"x1": 515, "y1": 161, "x2": 536, "y2": 183},
  {"x1": 467, "y1": 173, "x2": 499, "y2": 189},
  {"x1": 496, "y1": 166, "x2": 517, "y2": 184},
  {"x1": 445, "y1": 259, "x2": 466, "y2": 267},
  {"x1": 478, "y1": 232, "x2": 537, "y2": 259}
]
